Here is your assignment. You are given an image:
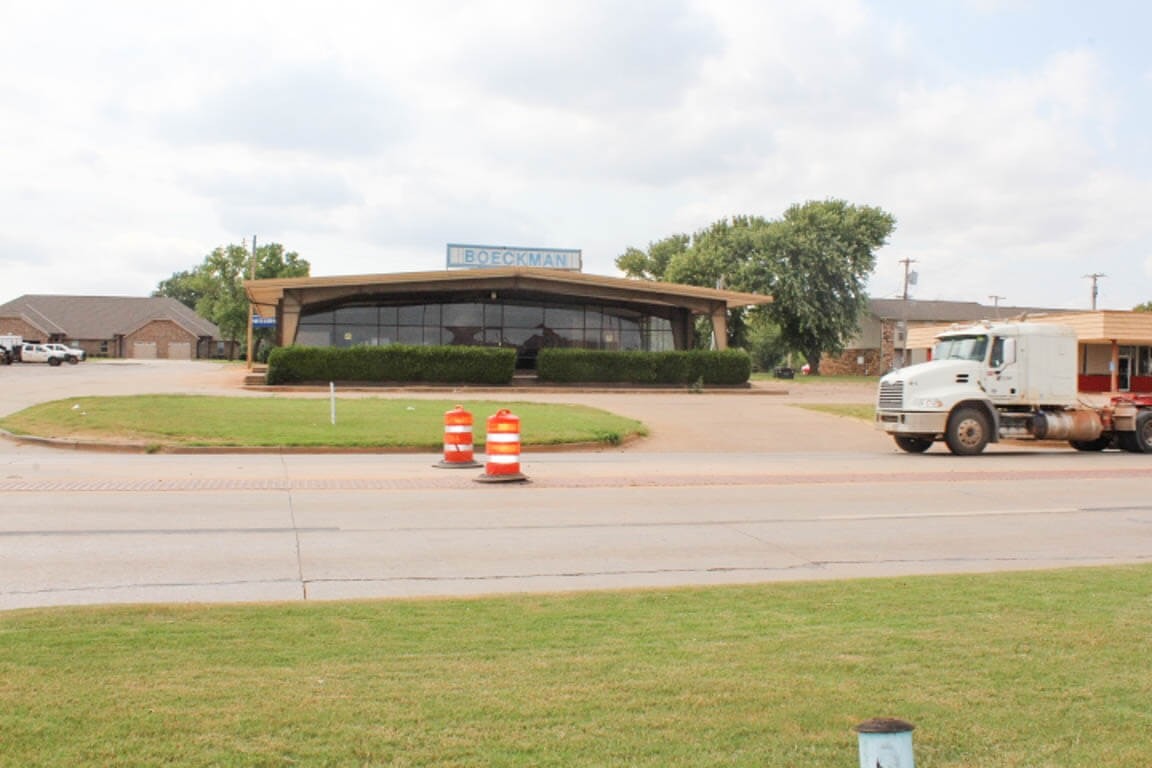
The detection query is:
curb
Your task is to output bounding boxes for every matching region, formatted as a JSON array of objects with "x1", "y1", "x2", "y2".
[{"x1": 0, "y1": 429, "x2": 644, "y2": 455}]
